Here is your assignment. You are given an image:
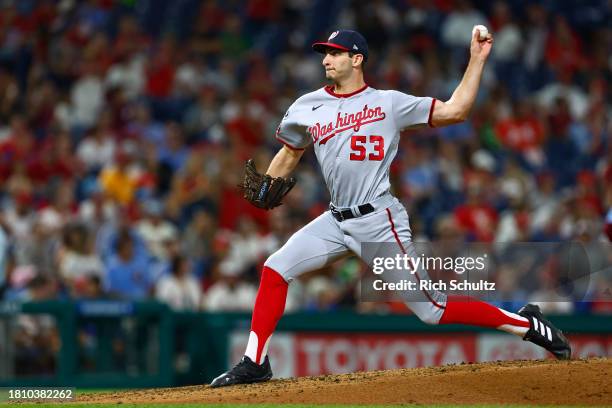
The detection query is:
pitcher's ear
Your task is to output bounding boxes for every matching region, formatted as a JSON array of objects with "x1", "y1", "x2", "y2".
[{"x1": 352, "y1": 53, "x2": 364, "y2": 68}]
